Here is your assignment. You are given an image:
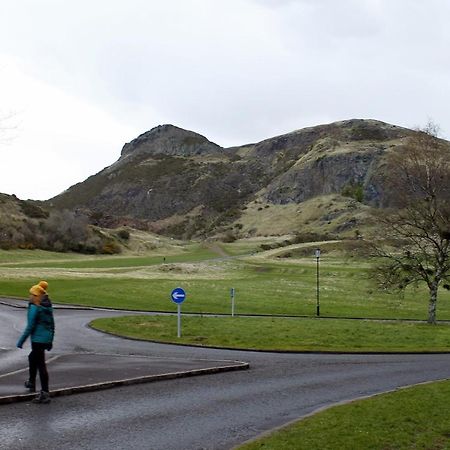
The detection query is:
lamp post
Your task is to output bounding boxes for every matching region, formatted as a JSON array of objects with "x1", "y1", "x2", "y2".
[{"x1": 315, "y1": 248, "x2": 321, "y2": 317}]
